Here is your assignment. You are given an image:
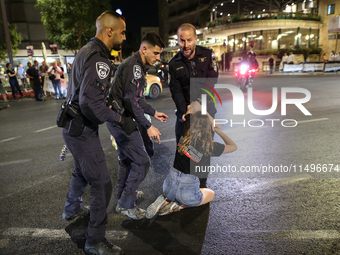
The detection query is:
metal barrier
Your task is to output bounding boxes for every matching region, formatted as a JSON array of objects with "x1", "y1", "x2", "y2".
[{"x1": 283, "y1": 62, "x2": 340, "y2": 73}]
